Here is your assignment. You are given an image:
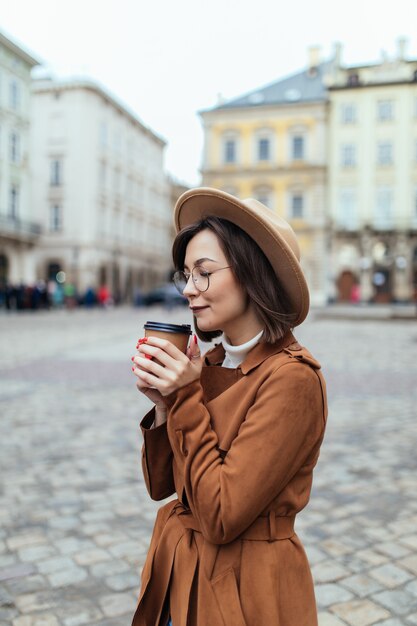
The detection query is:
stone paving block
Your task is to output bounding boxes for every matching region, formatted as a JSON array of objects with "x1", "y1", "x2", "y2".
[
  {"x1": 318, "y1": 613, "x2": 348, "y2": 625},
  {"x1": 372, "y1": 589, "x2": 417, "y2": 615},
  {"x1": 99, "y1": 592, "x2": 136, "y2": 617},
  {"x1": 340, "y1": 574, "x2": 383, "y2": 597},
  {"x1": 373, "y1": 541, "x2": 411, "y2": 559},
  {"x1": 356, "y1": 549, "x2": 389, "y2": 567},
  {"x1": 15, "y1": 592, "x2": 55, "y2": 614},
  {"x1": 0, "y1": 563, "x2": 35, "y2": 582},
  {"x1": 6, "y1": 534, "x2": 47, "y2": 551},
  {"x1": 399, "y1": 534, "x2": 417, "y2": 550},
  {"x1": 18, "y1": 545, "x2": 56, "y2": 563},
  {"x1": 89, "y1": 559, "x2": 130, "y2": 578},
  {"x1": 53, "y1": 538, "x2": 96, "y2": 555},
  {"x1": 406, "y1": 613, "x2": 417, "y2": 625},
  {"x1": 93, "y1": 532, "x2": 129, "y2": 548},
  {"x1": 0, "y1": 552, "x2": 17, "y2": 568},
  {"x1": 369, "y1": 563, "x2": 414, "y2": 588},
  {"x1": 13, "y1": 615, "x2": 60, "y2": 626},
  {"x1": 104, "y1": 572, "x2": 139, "y2": 592},
  {"x1": 374, "y1": 618, "x2": 404, "y2": 626},
  {"x1": 48, "y1": 566, "x2": 88, "y2": 588},
  {"x1": 5, "y1": 575, "x2": 47, "y2": 596},
  {"x1": 73, "y1": 548, "x2": 111, "y2": 566},
  {"x1": 313, "y1": 560, "x2": 352, "y2": 583},
  {"x1": 330, "y1": 599, "x2": 391, "y2": 625},
  {"x1": 406, "y1": 579, "x2": 417, "y2": 598},
  {"x1": 60, "y1": 603, "x2": 103, "y2": 626},
  {"x1": 315, "y1": 583, "x2": 354, "y2": 607},
  {"x1": 37, "y1": 556, "x2": 76, "y2": 575},
  {"x1": 108, "y1": 541, "x2": 140, "y2": 559},
  {"x1": 48, "y1": 516, "x2": 80, "y2": 531},
  {"x1": 398, "y1": 554, "x2": 417, "y2": 575},
  {"x1": 0, "y1": 606, "x2": 19, "y2": 622}
]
